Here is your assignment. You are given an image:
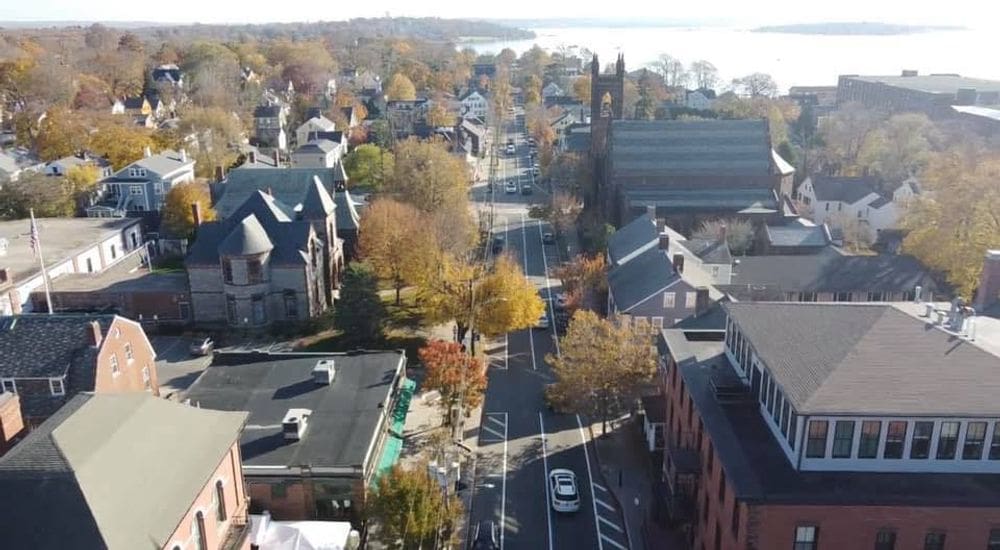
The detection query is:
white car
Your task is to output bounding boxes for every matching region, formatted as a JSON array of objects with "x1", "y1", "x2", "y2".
[
  {"x1": 535, "y1": 312, "x2": 550, "y2": 329},
  {"x1": 549, "y1": 469, "x2": 580, "y2": 513},
  {"x1": 505, "y1": 181, "x2": 517, "y2": 194},
  {"x1": 506, "y1": 144, "x2": 515, "y2": 155}
]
